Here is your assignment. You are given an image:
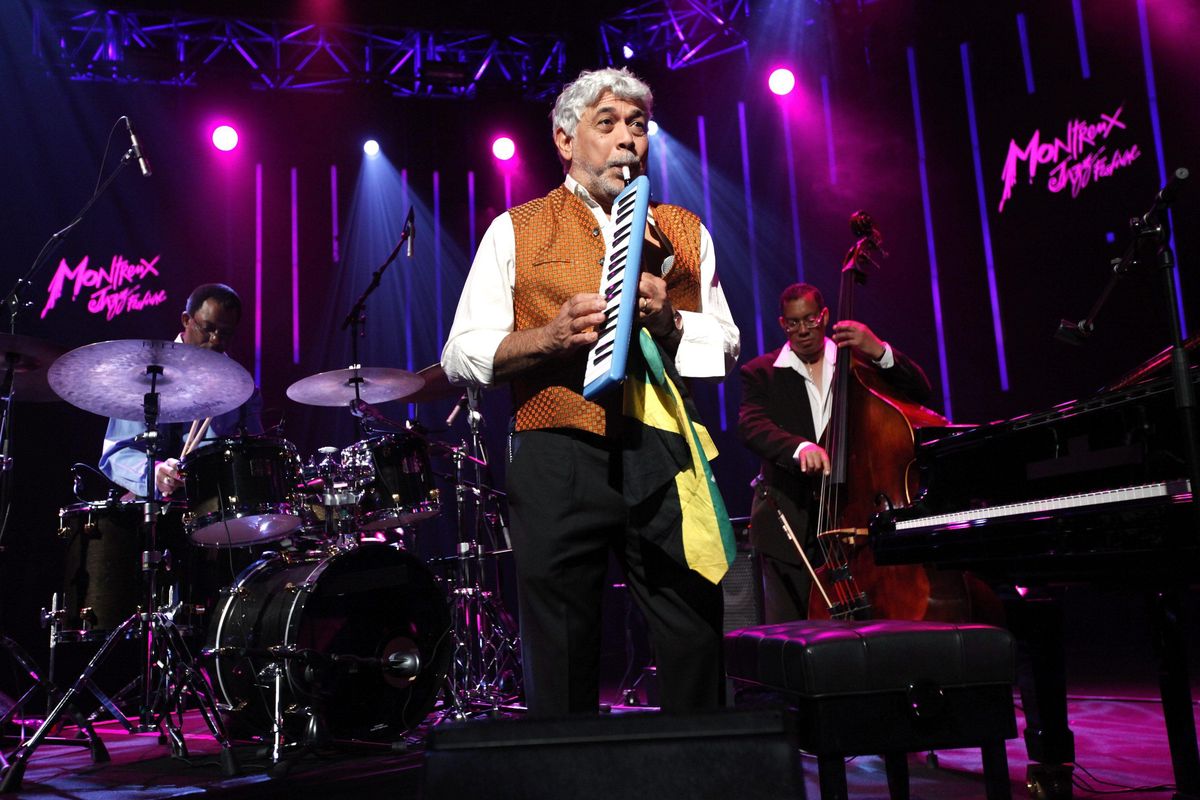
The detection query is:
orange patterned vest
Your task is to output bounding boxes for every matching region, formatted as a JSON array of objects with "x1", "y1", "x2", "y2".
[{"x1": 511, "y1": 184, "x2": 702, "y2": 436}]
